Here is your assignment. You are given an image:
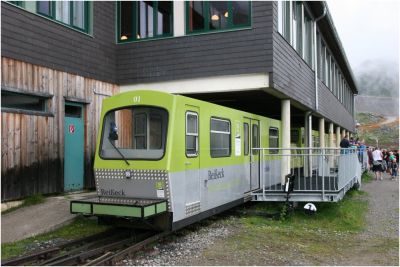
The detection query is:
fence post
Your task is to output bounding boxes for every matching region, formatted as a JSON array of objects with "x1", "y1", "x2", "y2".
[
  {"x1": 261, "y1": 149, "x2": 265, "y2": 201},
  {"x1": 321, "y1": 148, "x2": 325, "y2": 200}
]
